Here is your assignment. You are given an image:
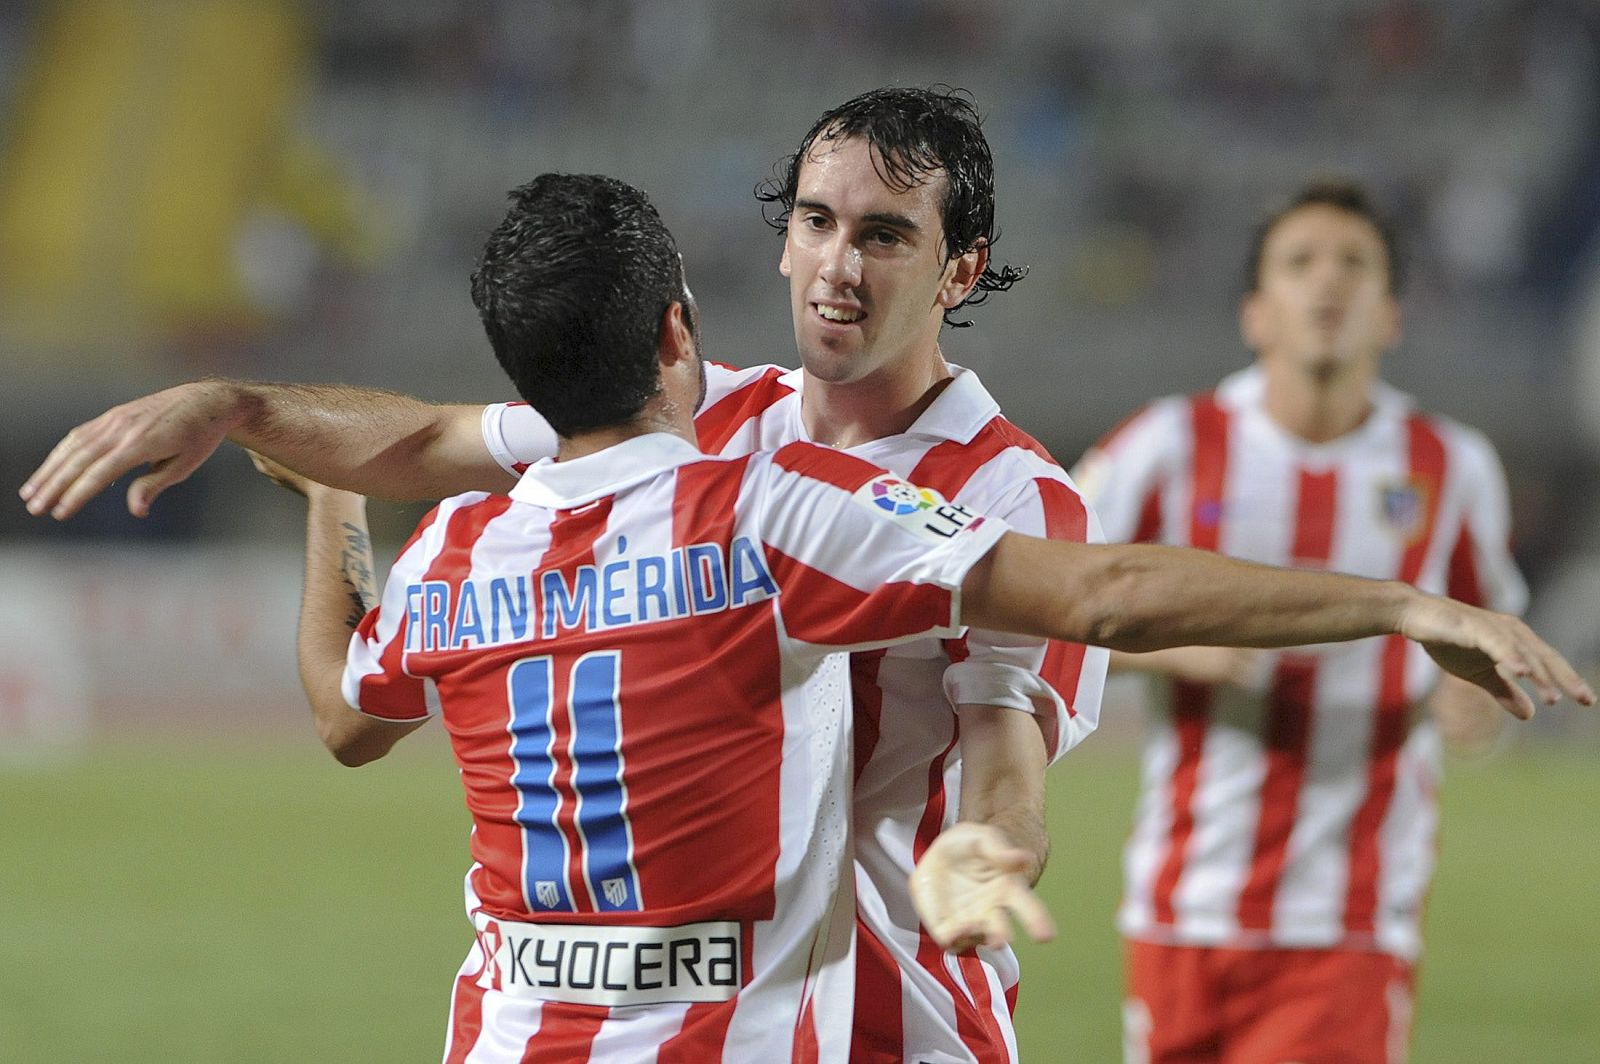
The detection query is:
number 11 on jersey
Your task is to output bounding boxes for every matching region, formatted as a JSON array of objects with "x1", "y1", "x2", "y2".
[{"x1": 507, "y1": 652, "x2": 642, "y2": 913}]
